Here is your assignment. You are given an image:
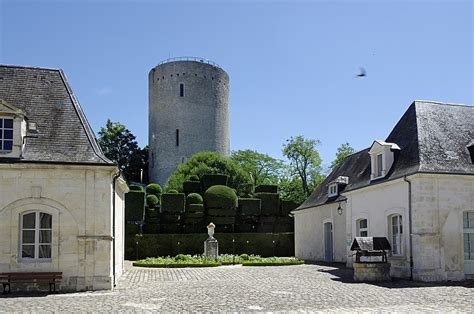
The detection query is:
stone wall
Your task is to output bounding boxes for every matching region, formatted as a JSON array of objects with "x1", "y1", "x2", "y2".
[
  {"x1": 149, "y1": 60, "x2": 230, "y2": 186},
  {"x1": 0, "y1": 164, "x2": 126, "y2": 291}
]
